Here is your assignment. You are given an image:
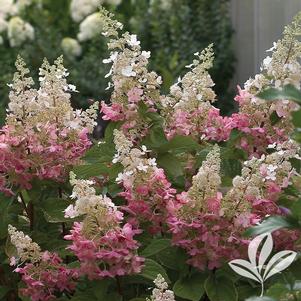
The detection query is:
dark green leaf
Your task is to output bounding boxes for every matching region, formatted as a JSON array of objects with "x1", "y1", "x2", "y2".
[
  {"x1": 157, "y1": 153, "x2": 183, "y2": 179},
  {"x1": 142, "y1": 126, "x2": 168, "y2": 149},
  {"x1": 104, "y1": 121, "x2": 122, "y2": 143},
  {"x1": 173, "y1": 273, "x2": 207, "y2": 301},
  {"x1": 140, "y1": 259, "x2": 170, "y2": 283},
  {"x1": 266, "y1": 283, "x2": 290, "y2": 299},
  {"x1": 292, "y1": 110, "x2": 301, "y2": 128},
  {"x1": 0, "y1": 285, "x2": 10, "y2": 299},
  {"x1": 39, "y1": 197, "x2": 71, "y2": 223},
  {"x1": 0, "y1": 196, "x2": 13, "y2": 239},
  {"x1": 140, "y1": 239, "x2": 171, "y2": 257},
  {"x1": 204, "y1": 275, "x2": 238, "y2": 301},
  {"x1": 157, "y1": 135, "x2": 200, "y2": 153},
  {"x1": 73, "y1": 163, "x2": 122, "y2": 180},
  {"x1": 269, "y1": 111, "x2": 282, "y2": 126}
]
